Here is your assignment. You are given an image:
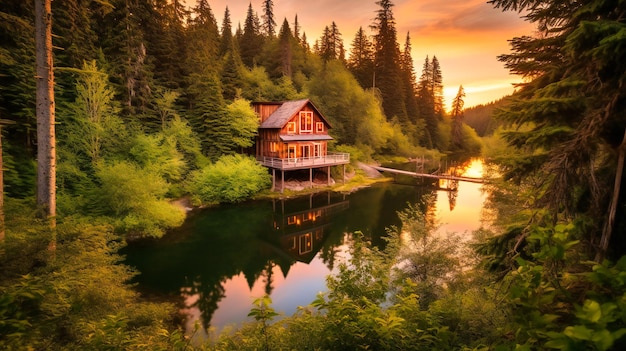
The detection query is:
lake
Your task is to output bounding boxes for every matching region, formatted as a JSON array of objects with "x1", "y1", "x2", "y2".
[{"x1": 122, "y1": 158, "x2": 487, "y2": 340}]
